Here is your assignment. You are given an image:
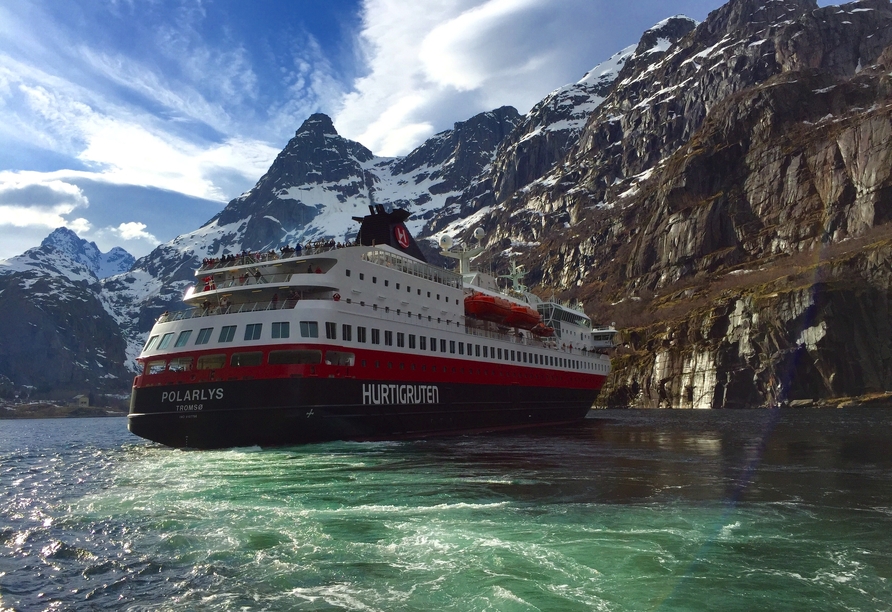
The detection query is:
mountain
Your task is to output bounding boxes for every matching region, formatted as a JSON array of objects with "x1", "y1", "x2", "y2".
[
  {"x1": 0, "y1": 228, "x2": 134, "y2": 398},
  {"x1": 6, "y1": 0, "x2": 892, "y2": 410},
  {"x1": 0, "y1": 227, "x2": 134, "y2": 281},
  {"x1": 424, "y1": 16, "x2": 697, "y2": 234}
]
